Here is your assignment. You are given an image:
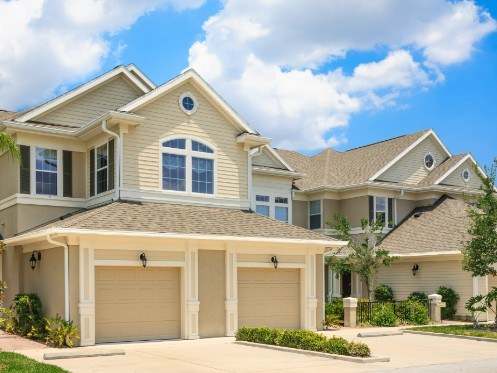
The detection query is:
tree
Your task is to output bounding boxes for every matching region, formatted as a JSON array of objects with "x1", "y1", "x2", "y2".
[
  {"x1": 0, "y1": 132, "x2": 21, "y2": 162},
  {"x1": 462, "y1": 159, "x2": 497, "y2": 277},
  {"x1": 325, "y1": 214, "x2": 398, "y2": 300}
]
